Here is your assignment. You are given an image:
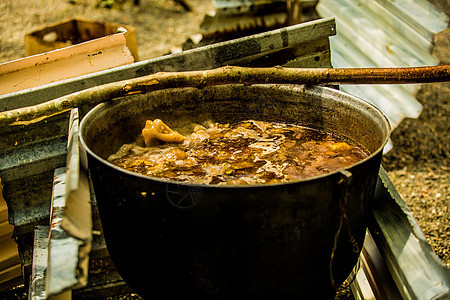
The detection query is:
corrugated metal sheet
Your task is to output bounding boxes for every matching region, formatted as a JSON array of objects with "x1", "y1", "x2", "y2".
[{"x1": 316, "y1": 0, "x2": 448, "y2": 133}]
